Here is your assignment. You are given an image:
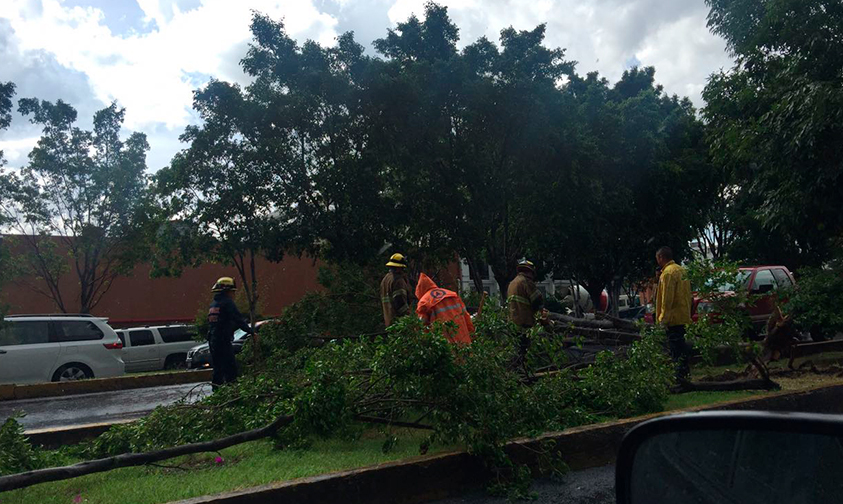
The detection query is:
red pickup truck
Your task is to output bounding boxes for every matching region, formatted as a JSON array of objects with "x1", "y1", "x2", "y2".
[
  {"x1": 646, "y1": 266, "x2": 796, "y2": 337},
  {"x1": 692, "y1": 266, "x2": 795, "y2": 334}
]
